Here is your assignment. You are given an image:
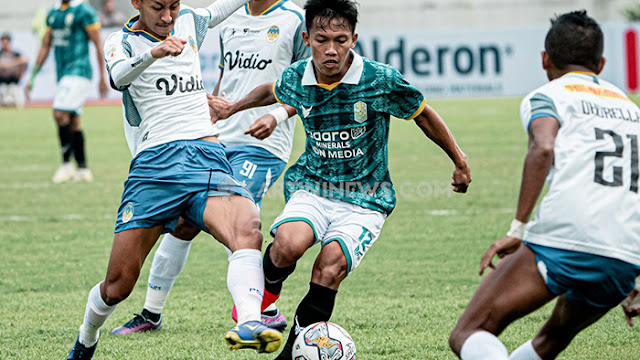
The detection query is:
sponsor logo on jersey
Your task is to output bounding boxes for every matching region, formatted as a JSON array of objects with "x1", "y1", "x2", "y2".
[
  {"x1": 155, "y1": 74, "x2": 205, "y2": 96},
  {"x1": 122, "y1": 202, "x2": 134, "y2": 223},
  {"x1": 106, "y1": 44, "x2": 117, "y2": 59},
  {"x1": 267, "y1": 26, "x2": 279, "y2": 43},
  {"x1": 301, "y1": 104, "x2": 313, "y2": 117},
  {"x1": 65, "y1": 13, "x2": 75, "y2": 26},
  {"x1": 354, "y1": 101, "x2": 367, "y2": 123},
  {"x1": 351, "y1": 125, "x2": 366, "y2": 139},
  {"x1": 188, "y1": 36, "x2": 197, "y2": 53},
  {"x1": 224, "y1": 51, "x2": 273, "y2": 70}
]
